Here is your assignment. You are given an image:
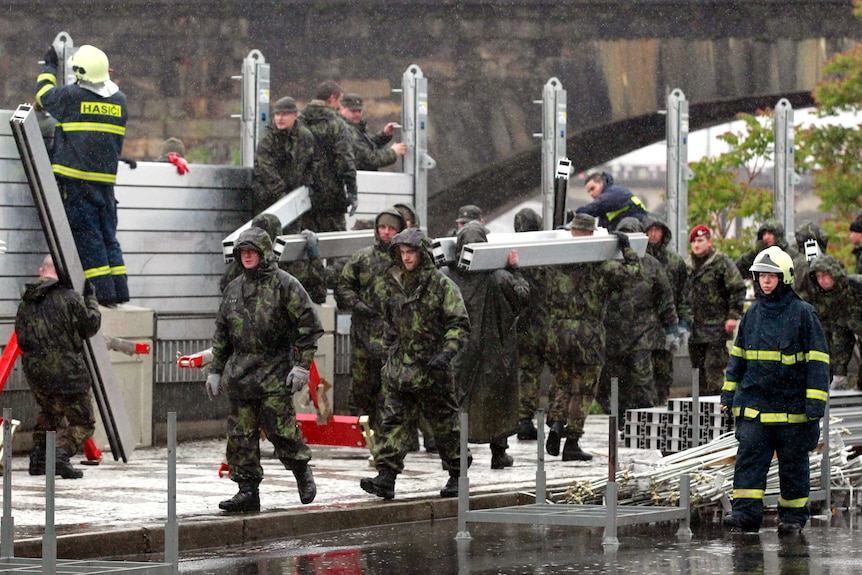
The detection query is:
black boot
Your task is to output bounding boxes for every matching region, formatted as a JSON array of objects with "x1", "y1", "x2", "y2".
[
  {"x1": 490, "y1": 437, "x2": 514, "y2": 469},
  {"x1": 292, "y1": 464, "x2": 317, "y2": 505},
  {"x1": 516, "y1": 418, "x2": 538, "y2": 440},
  {"x1": 440, "y1": 472, "x2": 459, "y2": 498},
  {"x1": 219, "y1": 485, "x2": 260, "y2": 513},
  {"x1": 29, "y1": 443, "x2": 46, "y2": 476},
  {"x1": 55, "y1": 447, "x2": 83, "y2": 479},
  {"x1": 546, "y1": 421, "x2": 564, "y2": 457},
  {"x1": 360, "y1": 469, "x2": 396, "y2": 500},
  {"x1": 561, "y1": 438, "x2": 593, "y2": 461}
]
